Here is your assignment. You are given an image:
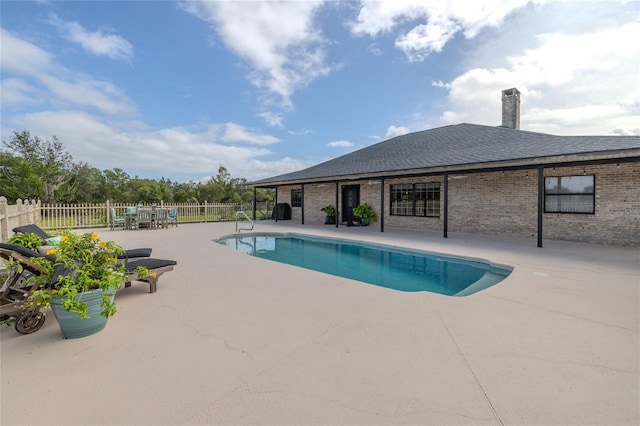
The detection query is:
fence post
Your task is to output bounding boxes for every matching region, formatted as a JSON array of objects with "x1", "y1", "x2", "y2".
[
  {"x1": 106, "y1": 200, "x2": 111, "y2": 228},
  {"x1": 35, "y1": 200, "x2": 41, "y2": 224},
  {"x1": 25, "y1": 199, "x2": 34, "y2": 225},
  {"x1": 0, "y1": 196, "x2": 8, "y2": 242},
  {"x1": 16, "y1": 199, "x2": 25, "y2": 226},
  {"x1": 204, "y1": 200, "x2": 208, "y2": 223}
]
